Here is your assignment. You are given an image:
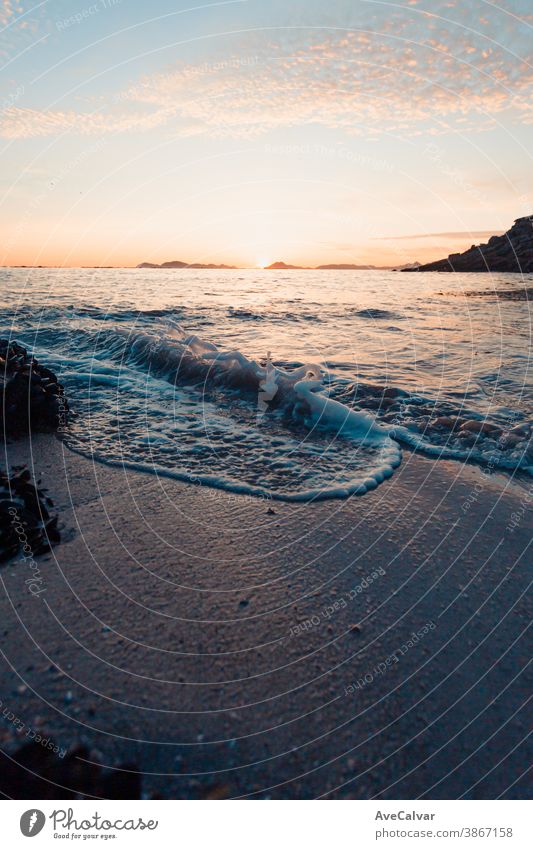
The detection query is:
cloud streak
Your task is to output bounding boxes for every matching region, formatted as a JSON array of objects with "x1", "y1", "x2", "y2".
[{"x1": 374, "y1": 230, "x2": 506, "y2": 240}]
